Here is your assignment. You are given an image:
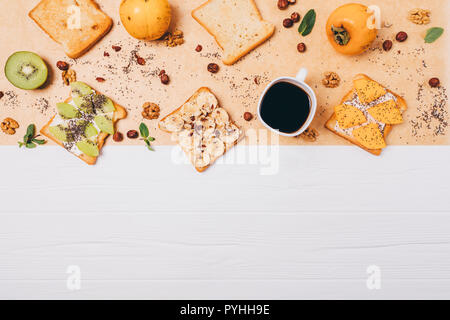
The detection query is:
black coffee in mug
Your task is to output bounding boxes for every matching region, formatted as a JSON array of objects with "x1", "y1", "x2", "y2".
[{"x1": 260, "y1": 81, "x2": 311, "y2": 134}]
